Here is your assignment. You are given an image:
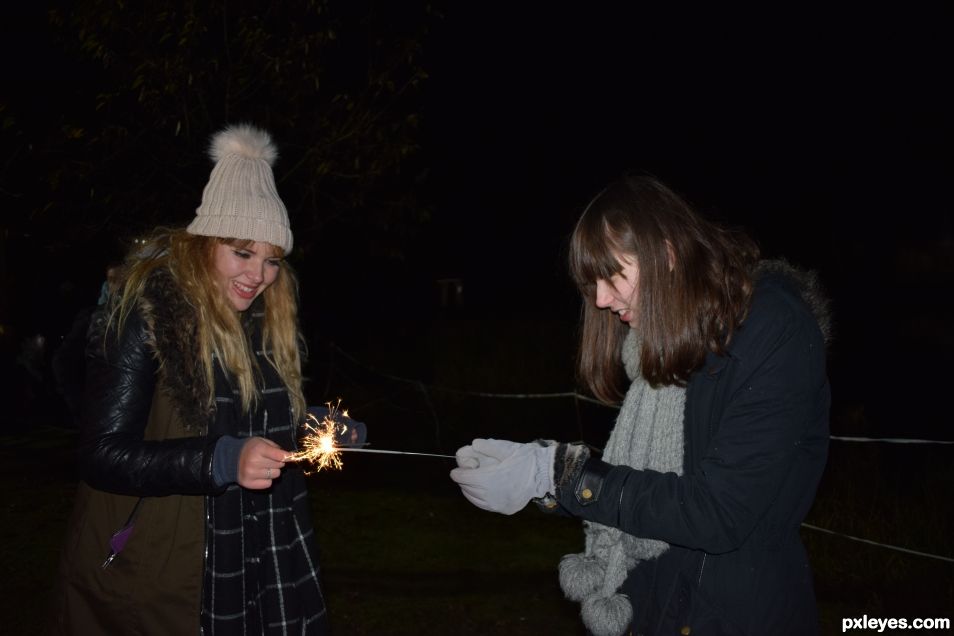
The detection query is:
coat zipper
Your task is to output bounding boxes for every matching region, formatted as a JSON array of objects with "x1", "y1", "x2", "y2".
[
  {"x1": 200, "y1": 495, "x2": 209, "y2": 636},
  {"x1": 697, "y1": 552, "x2": 708, "y2": 587}
]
